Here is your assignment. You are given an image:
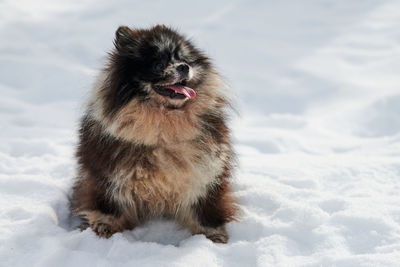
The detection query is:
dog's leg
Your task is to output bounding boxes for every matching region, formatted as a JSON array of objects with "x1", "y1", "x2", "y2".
[
  {"x1": 71, "y1": 174, "x2": 133, "y2": 238},
  {"x1": 179, "y1": 179, "x2": 237, "y2": 243}
]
